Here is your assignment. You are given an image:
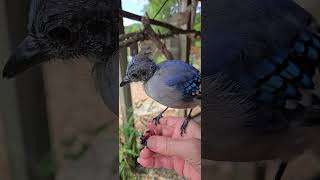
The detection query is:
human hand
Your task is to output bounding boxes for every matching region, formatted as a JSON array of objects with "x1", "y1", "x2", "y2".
[{"x1": 138, "y1": 117, "x2": 201, "y2": 180}]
